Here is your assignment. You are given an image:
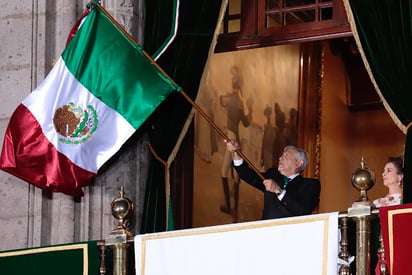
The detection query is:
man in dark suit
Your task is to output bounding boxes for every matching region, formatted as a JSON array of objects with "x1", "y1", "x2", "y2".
[{"x1": 225, "y1": 140, "x2": 320, "y2": 220}]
